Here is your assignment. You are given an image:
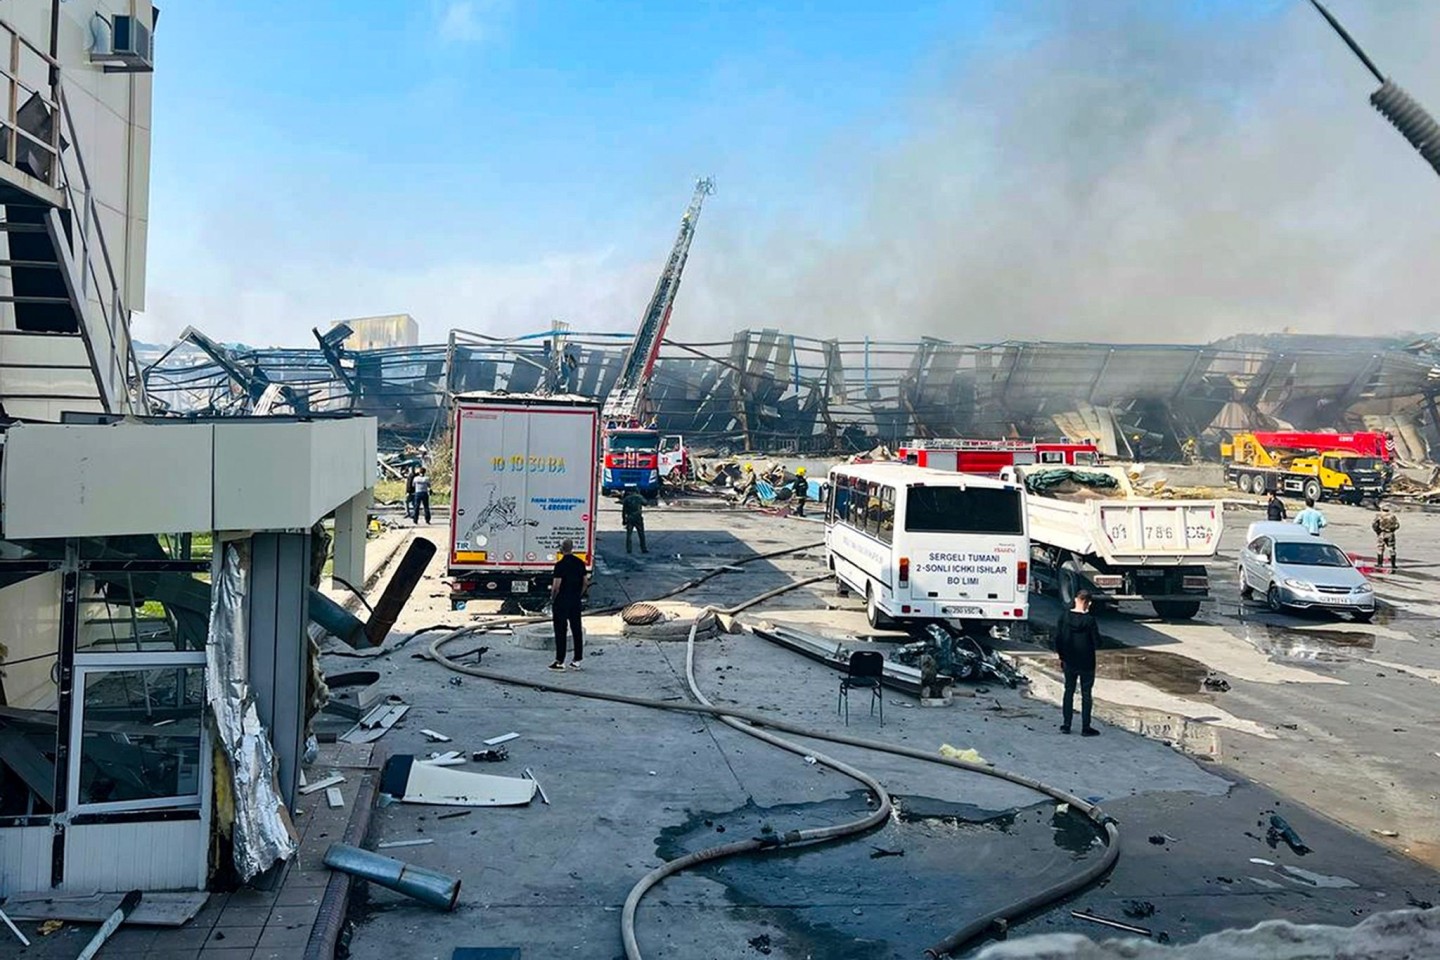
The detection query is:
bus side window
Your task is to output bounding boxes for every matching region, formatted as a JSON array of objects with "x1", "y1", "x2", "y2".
[
  {"x1": 854, "y1": 483, "x2": 870, "y2": 529},
  {"x1": 878, "y1": 486, "x2": 895, "y2": 544},
  {"x1": 833, "y1": 477, "x2": 850, "y2": 523},
  {"x1": 868, "y1": 482, "x2": 883, "y2": 538},
  {"x1": 1040, "y1": 451, "x2": 1064, "y2": 463}
]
